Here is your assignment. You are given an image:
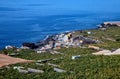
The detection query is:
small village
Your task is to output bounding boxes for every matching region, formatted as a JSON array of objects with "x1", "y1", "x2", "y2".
[{"x1": 0, "y1": 22, "x2": 120, "y2": 79}]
